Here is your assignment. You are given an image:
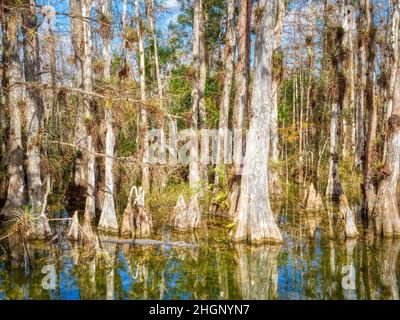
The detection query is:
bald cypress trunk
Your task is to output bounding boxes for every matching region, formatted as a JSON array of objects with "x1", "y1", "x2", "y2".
[
  {"x1": 269, "y1": 0, "x2": 285, "y2": 196},
  {"x1": 361, "y1": 0, "x2": 378, "y2": 218},
  {"x1": 355, "y1": 2, "x2": 367, "y2": 170},
  {"x1": 146, "y1": 0, "x2": 167, "y2": 189},
  {"x1": 325, "y1": 3, "x2": 346, "y2": 200},
  {"x1": 22, "y1": 0, "x2": 44, "y2": 210},
  {"x1": 198, "y1": 5, "x2": 207, "y2": 184},
  {"x1": 231, "y1": 0, "x2": 282, "y2": 244},
  {"x1": 21, "y1": 0, "x2": 52, "y2": 239},
  {"x1": 214, "y1": 0, "x2": 236, "y2": 188},
  {"x1": 134, "y1": 0, "x2": 150, "y2": 195},
  {"x1": 374, "y1": 1, "x2": 400, "y2": 236},
  {"x1": 70, "y1": 0, "x2": 87, "y2": 191},
  {"x1": 81, "y1": 0, "x2": 97, "y2": 222},
  {"x1": 172, "y1": 0, "x2": 203, "y2": 230},
  {"x1": 1, "y1": 7, "x2": 27, "y2": 217},
  {"x1": 229, "y1": 0, "x2": 251, "y2": 218},
  {"x1": 341, "y1": 5, "x2": 357, "y2": 160},
  {"x1": 98, "y1": 0, "x2": 118, "y2": 234}
]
